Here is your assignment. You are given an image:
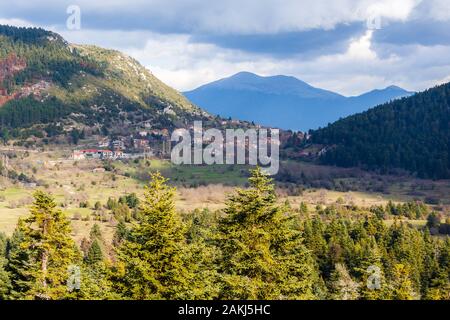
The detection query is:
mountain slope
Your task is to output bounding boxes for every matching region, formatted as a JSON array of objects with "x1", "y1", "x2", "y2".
[
  {"x1": 346, "y1": 85, "x2": 413, "y2": 114},
  {"x1": 311, "y1": 83, "x2": 450, "y2": 179},
  {"x1": 184, "y1": 72, "x2": 414, "y2": 130},
  {"x1": 0, "y1": 25, "x2": 207, "y2": 138}
]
